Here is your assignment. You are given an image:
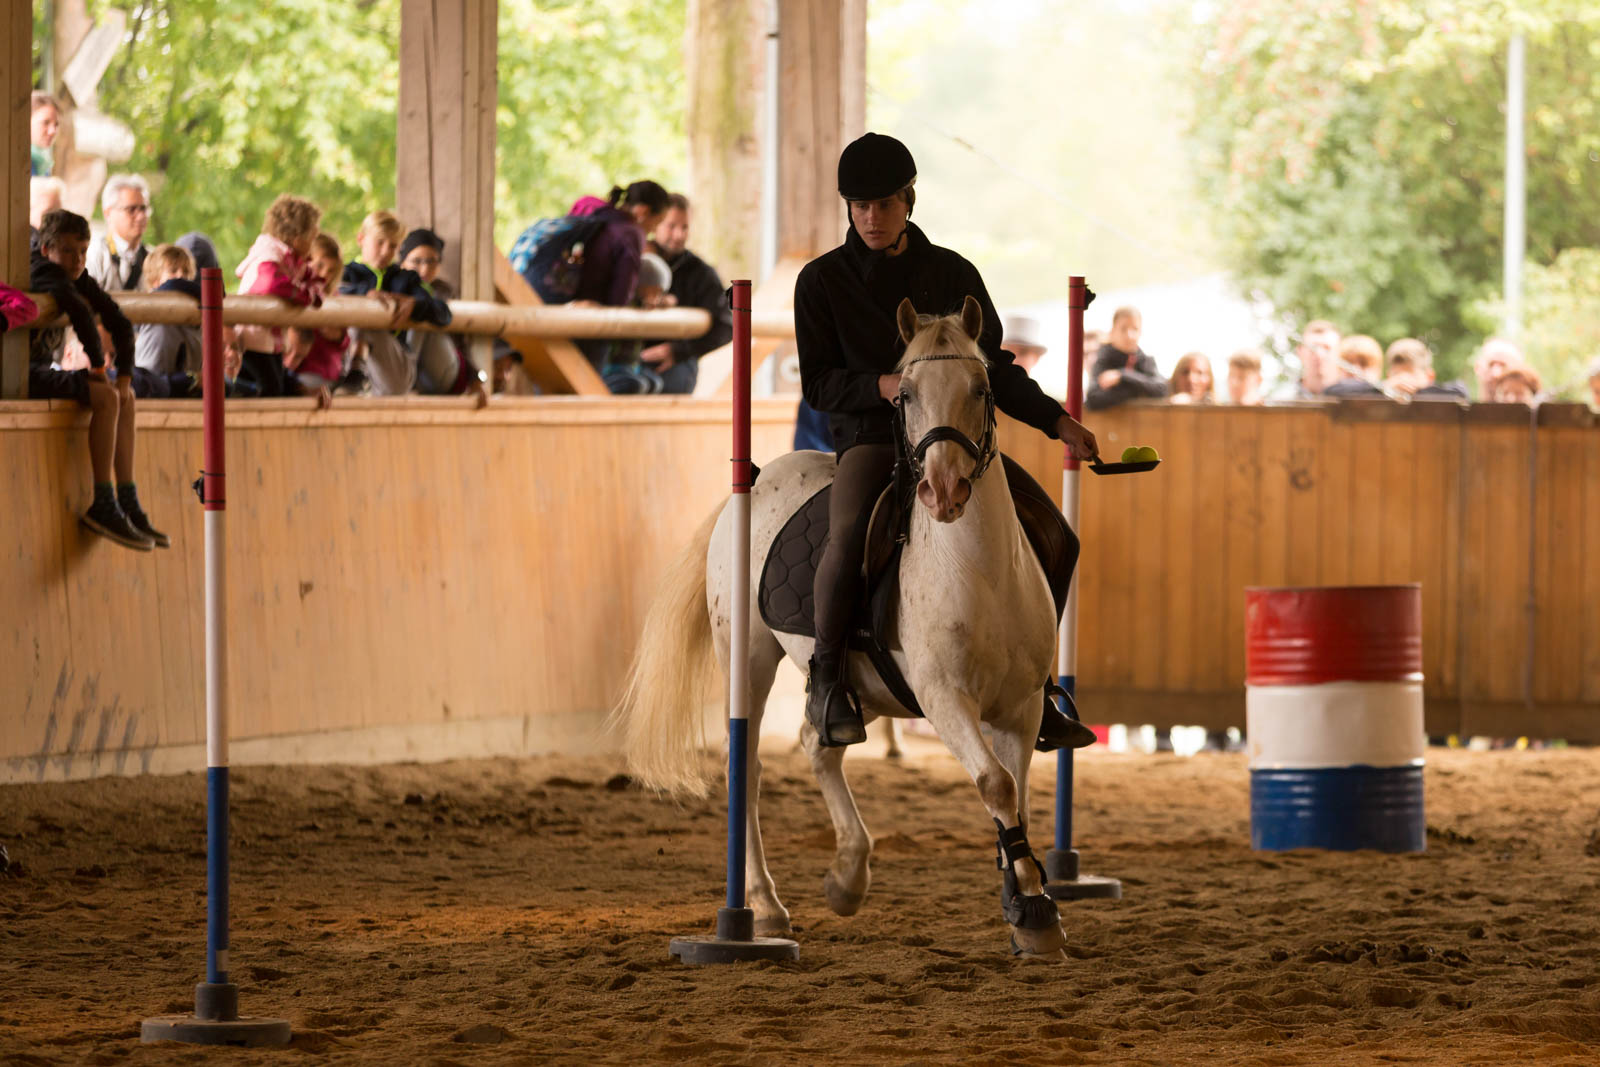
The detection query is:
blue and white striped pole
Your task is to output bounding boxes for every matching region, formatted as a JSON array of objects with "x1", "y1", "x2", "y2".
[
  {"x1": 142, "y1": 269, "x2": 289, "y2": 1045},
  {"x1": 1043, "y1": 276, "x2": 1121, "y2": 902},
  {"x1": 669, "y1": 281, "x2": 797, "y2": 965}
]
